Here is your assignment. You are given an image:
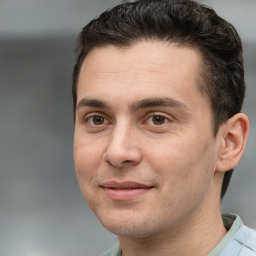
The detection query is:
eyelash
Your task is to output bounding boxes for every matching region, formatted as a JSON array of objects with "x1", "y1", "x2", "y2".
[
  {"x1": 84, "y1": 114, "x2": 110, "y2": 126},
  {"x1": 144, "y1": 114, "x2": 170, "y2": 126}
]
